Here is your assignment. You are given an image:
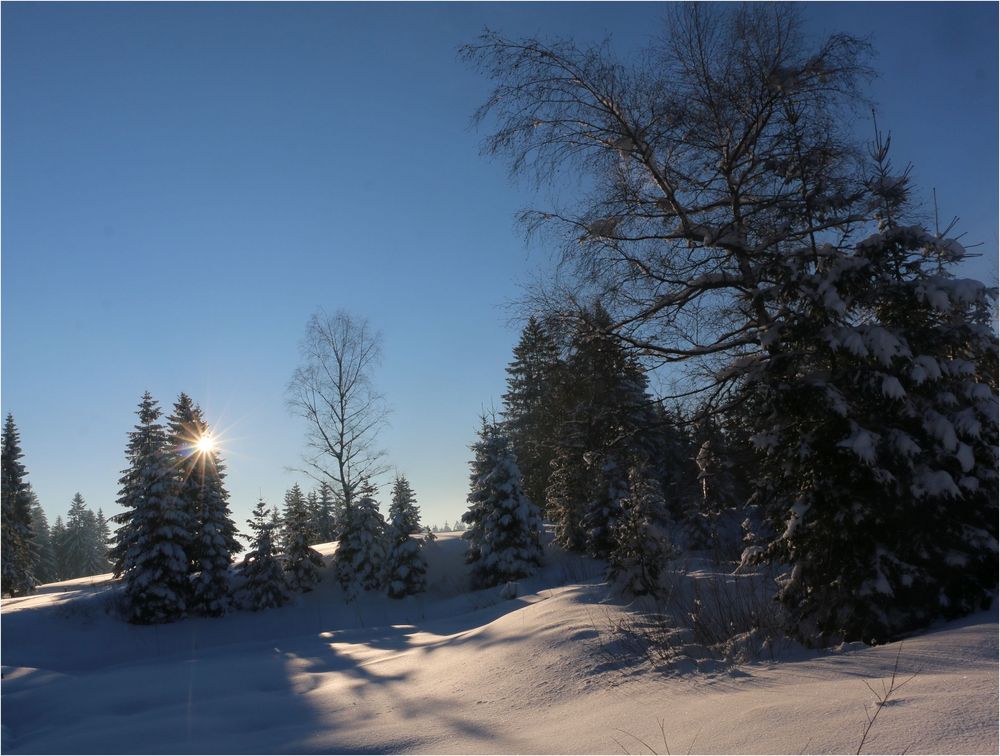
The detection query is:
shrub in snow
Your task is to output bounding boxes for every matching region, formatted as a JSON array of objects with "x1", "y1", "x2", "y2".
[
  {"x1": 334, "y1": 495, "x2": 388, "y2": 598},
  {"x1": 743, "y1": 133, "x2": 998, "y2": 644},
  {"x1": 282, "y1": 484, "x2": 324, "y2": 593},
  {"x1": 238, "y1": 498, "x2": 291, "y2": 611},
  {"x1": 462, "y1": 421, "x2": 543, "y2": 589},
  {"x1": 111, "y1": 393, "x2": 191, "y2": 624},
  {"x1": 608, "y1": 463, "x2": 675, "y2": 596}
]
